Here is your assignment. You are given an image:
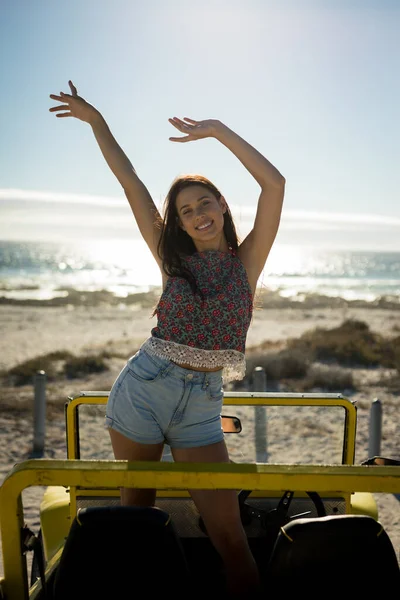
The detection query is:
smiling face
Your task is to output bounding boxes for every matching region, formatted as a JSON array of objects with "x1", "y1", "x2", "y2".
[{"x1": 175, "y1": 185, "x2": 228, "y2": 251}]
